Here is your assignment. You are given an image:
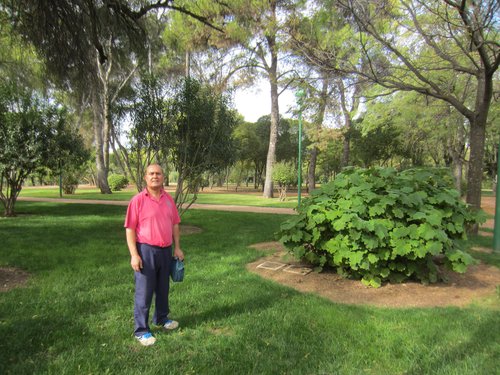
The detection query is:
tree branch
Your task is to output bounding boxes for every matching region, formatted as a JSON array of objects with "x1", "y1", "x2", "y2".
[{"x1": 105, "y1": 0, "x2": 224, "y2": 32}]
